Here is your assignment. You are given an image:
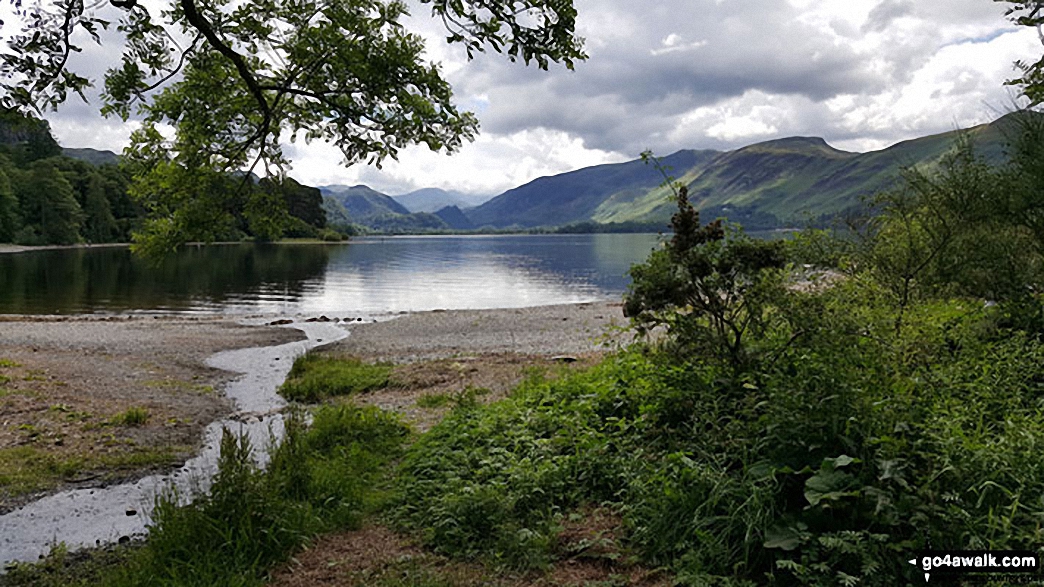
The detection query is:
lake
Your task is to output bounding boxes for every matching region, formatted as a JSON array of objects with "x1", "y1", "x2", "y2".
[{"x1": 0, "y1": 234, "x2": 666, "y2": 315}]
